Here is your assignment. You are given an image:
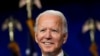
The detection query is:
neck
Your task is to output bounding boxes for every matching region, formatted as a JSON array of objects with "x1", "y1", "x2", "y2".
[{"x1": 42, "y1": 49, "x2": 62, "y2": 56}]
